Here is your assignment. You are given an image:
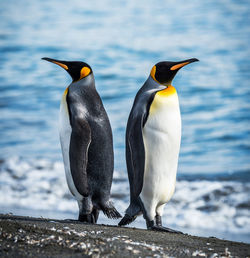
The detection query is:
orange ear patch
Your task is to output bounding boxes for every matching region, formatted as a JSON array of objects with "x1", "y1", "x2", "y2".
[
  {"x1": 170, "y1": 62, "x2": 189, "y2": 71},
  {"x1": 157, "y1": 85, "x2": 176, "y2": 97},
  {"x1": 80, "y1": 67, "x2": 91, "y2": 80},
  {"x1": 150, "y1": 65, "x2": 157, "y2": 82}
]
